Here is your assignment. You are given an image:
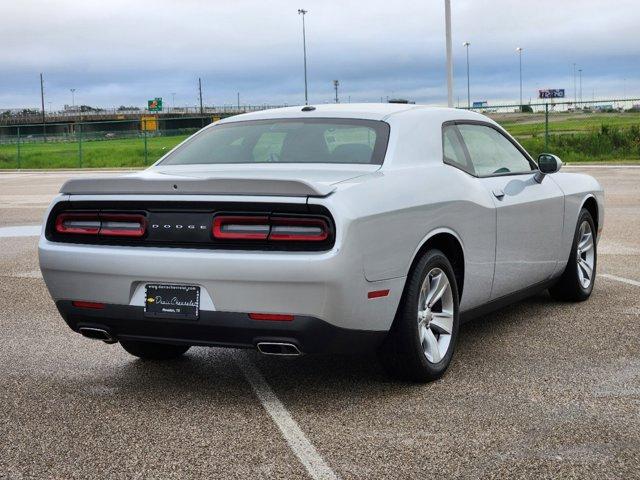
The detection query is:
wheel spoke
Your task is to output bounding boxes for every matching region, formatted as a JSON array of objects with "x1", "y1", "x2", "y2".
[
  {"x1": 424, "y1": 328, "x2": 441, "y2": 363},
  {"x1": 430, "y1": 310, "x2": 453, "y2": 334},
  {"x1": 578, "y1": 232, "x2": 593, "y2": 251},
  {"x1": 579, "y1": 258, "x2": 592, "y2": 280},
  {"x1": 426, "y1": 272, "x2": 447, "y2": 308},
  {"x1": 419, "y1": 324, "x2": 427, "y2": 344}
]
